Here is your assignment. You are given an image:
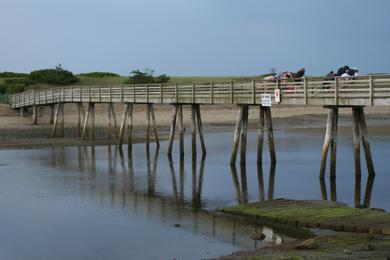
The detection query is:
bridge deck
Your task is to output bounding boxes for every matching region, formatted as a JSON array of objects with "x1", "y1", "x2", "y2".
[{"x1": 8, "y1": 75, "x2": 390, "y2": 108}]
